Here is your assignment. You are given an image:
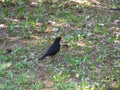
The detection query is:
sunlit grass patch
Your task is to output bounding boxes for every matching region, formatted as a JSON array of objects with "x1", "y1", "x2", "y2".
[{"x1": 0, "y1": 62, "x2": 12, "y2": 76}]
